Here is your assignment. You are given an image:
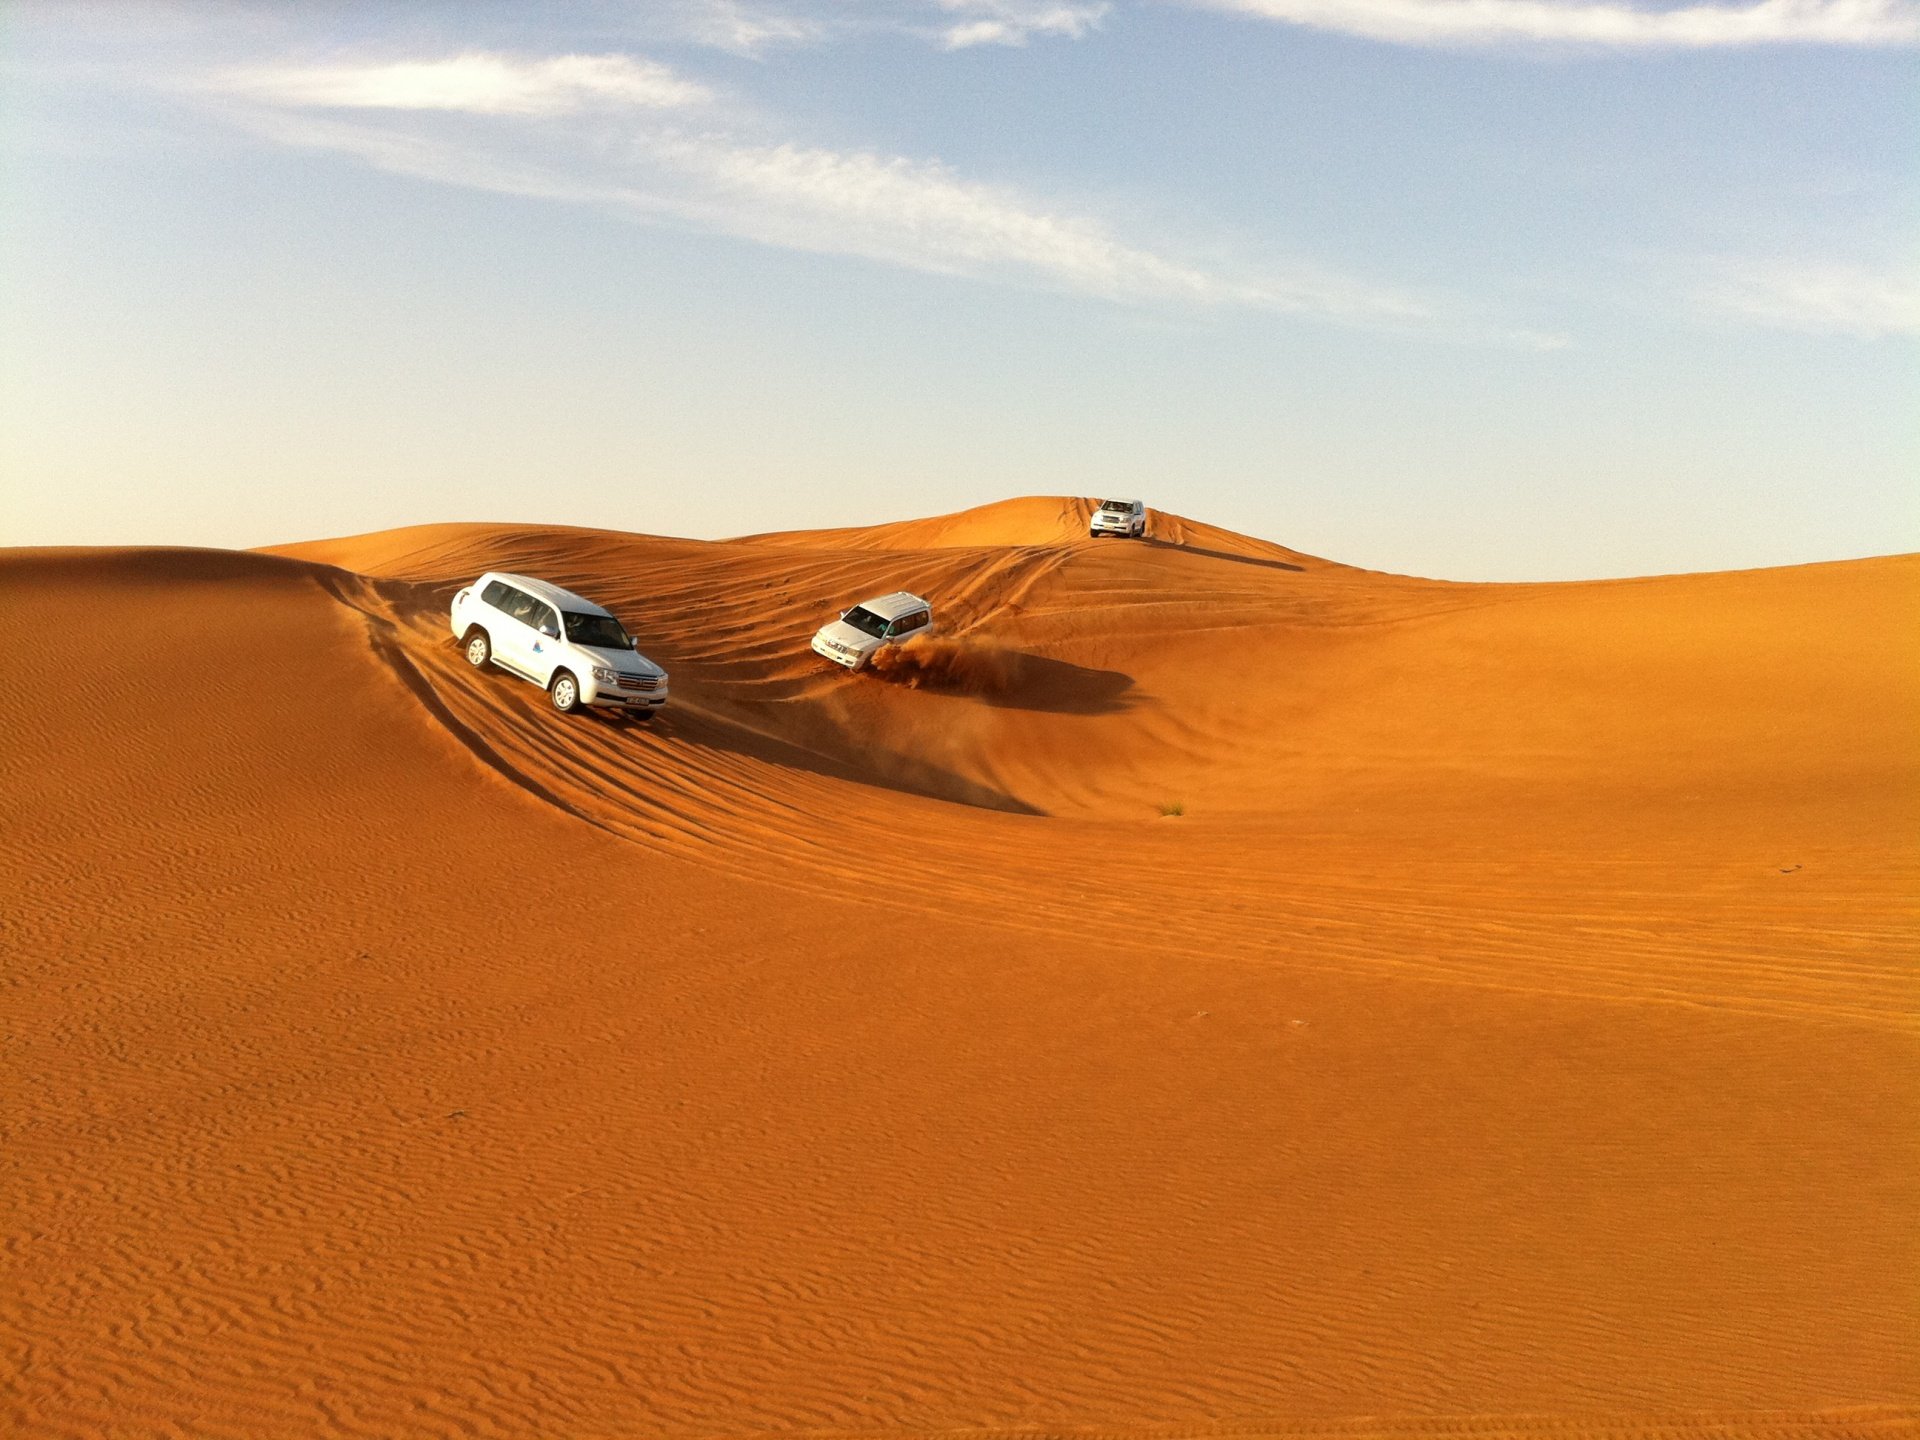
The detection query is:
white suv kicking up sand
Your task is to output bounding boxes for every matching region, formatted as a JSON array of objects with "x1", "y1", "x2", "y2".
[
  {"x1": 1090, "y1": 498, "x2": 1146, "y2": 538},
  {"x1": 451, "y1": 572, "x2": 669, "y2": 717},
  {"x1": 811, "y1": 592, "x2": 933, "y2": 672}
]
